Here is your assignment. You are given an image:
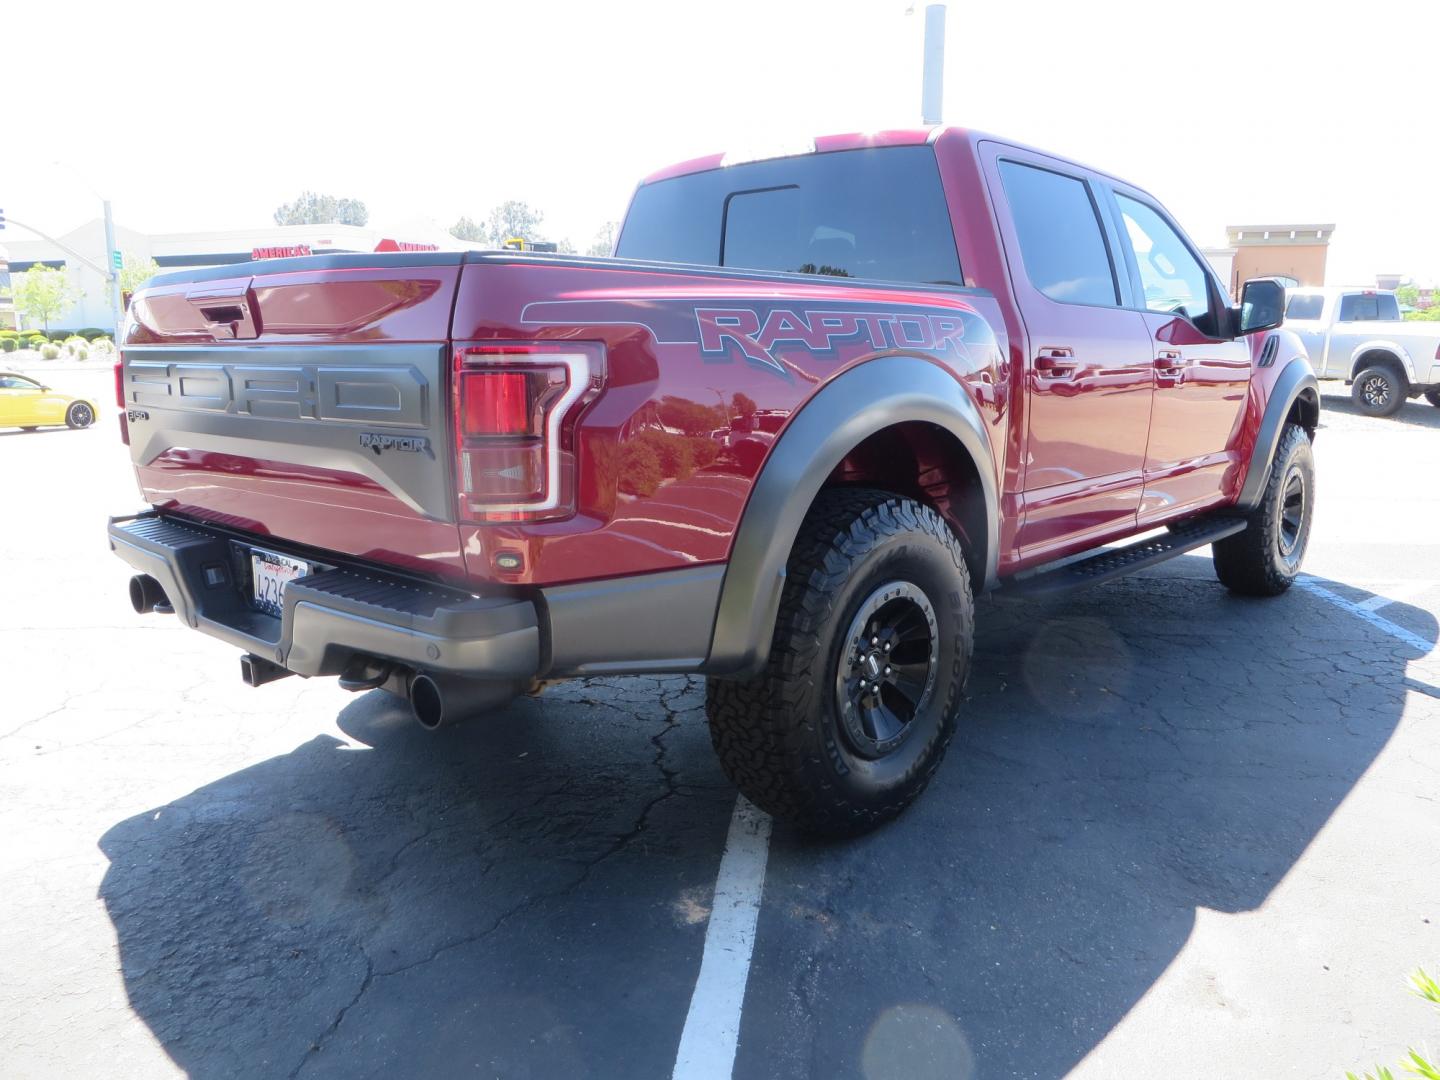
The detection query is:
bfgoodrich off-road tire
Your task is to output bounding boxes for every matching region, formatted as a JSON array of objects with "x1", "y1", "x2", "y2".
[
  {"x1": 1212, "y1": 422, "x2": 1314, "y2": 597},
  {"x1": 1351, "y1": 365, "x2": 1406, "y2": 417},
  {"x1": 705, "y1": 488, "x2": 974, "y2": 835}
]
